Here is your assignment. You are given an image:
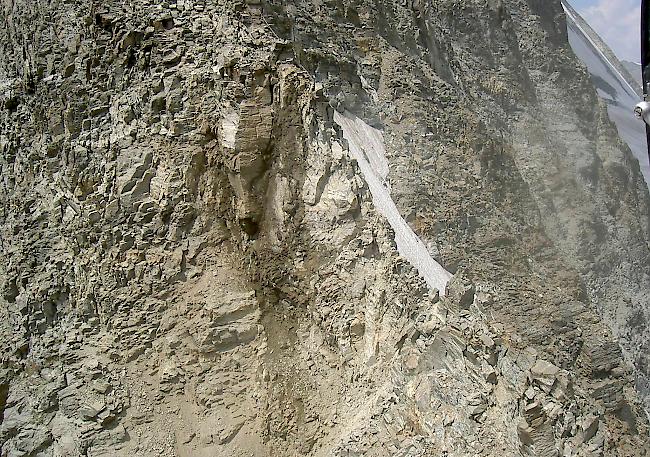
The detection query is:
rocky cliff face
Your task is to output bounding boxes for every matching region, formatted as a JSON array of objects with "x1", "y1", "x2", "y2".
[{"x1": 1, "y1": 1, "x2": 649, "y2": 456}]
